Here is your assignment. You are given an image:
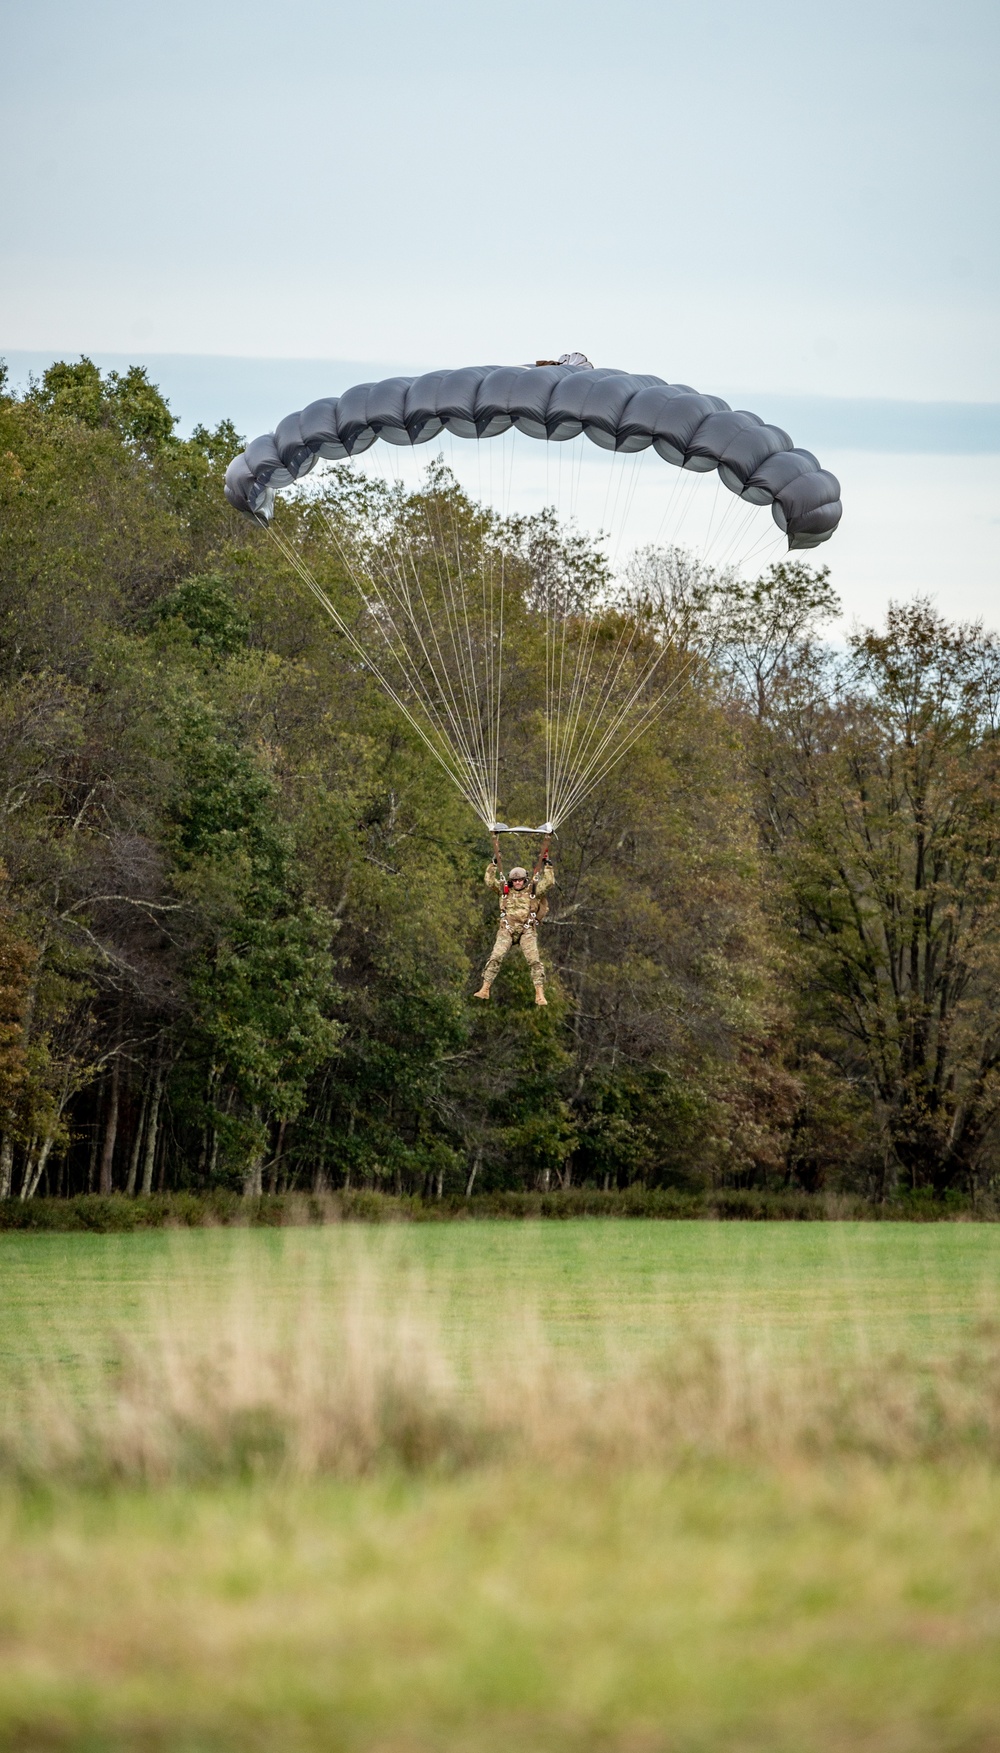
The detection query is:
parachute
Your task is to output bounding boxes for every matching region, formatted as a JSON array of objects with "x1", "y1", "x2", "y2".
[{"x1": 224, "y1": 358, "x2": 841, "y2": 835}]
